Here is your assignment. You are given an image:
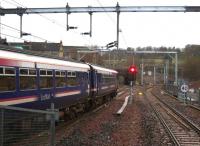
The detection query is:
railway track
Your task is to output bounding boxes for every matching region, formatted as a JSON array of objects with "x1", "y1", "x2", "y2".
[{"x1": 146, "y1": 88, "x2": 200, "y2": 146}]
